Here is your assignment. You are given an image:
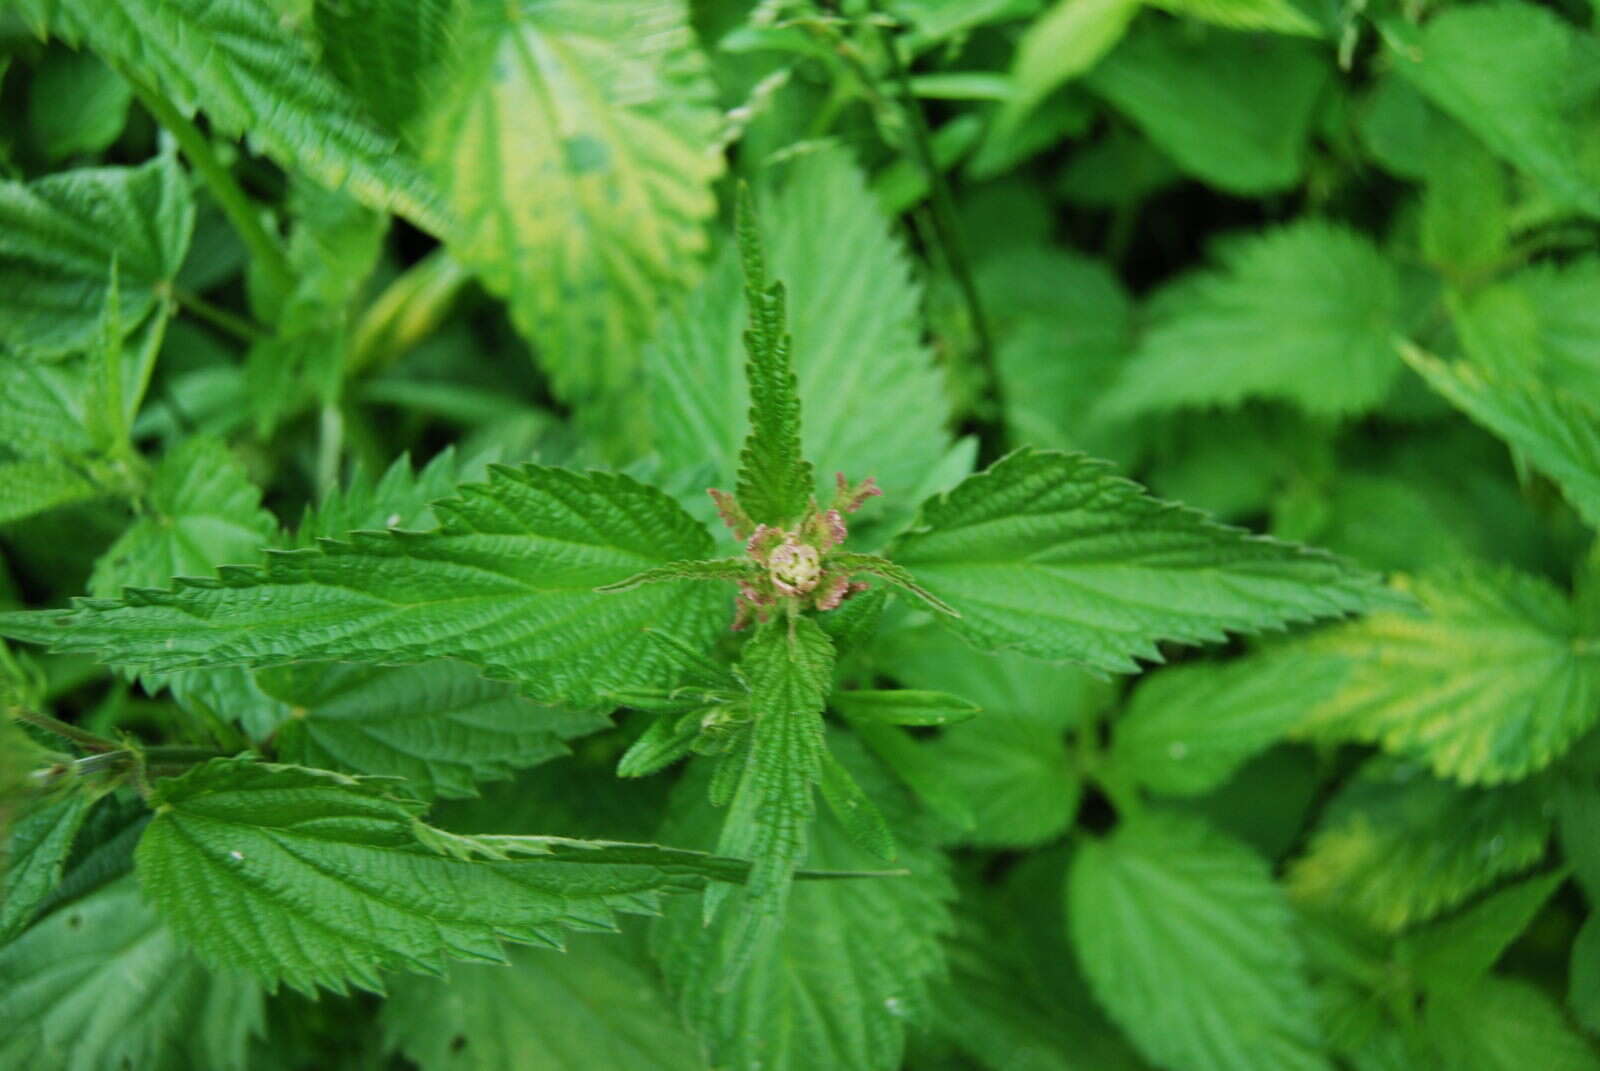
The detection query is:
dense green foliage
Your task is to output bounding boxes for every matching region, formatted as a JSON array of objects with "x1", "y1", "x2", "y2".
[{"x1": 1, "y1": 0, "x2": 1599, "y2": 1068}]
